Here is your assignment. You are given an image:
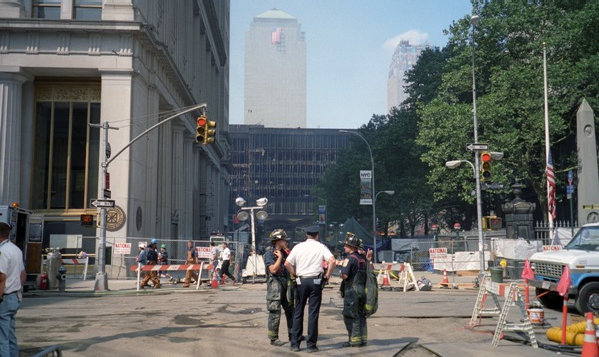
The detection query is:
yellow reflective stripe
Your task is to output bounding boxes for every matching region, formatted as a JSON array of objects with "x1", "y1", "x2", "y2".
[
  {"x1": 268, "y1": 330, "x2": 278, "y2": 337},
  {"x1": 351, "y1": 337, "x2": 362, "y2": 343},
  {"x1": 365, "y1": 304, "x2": 373, "y2": 311}
]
